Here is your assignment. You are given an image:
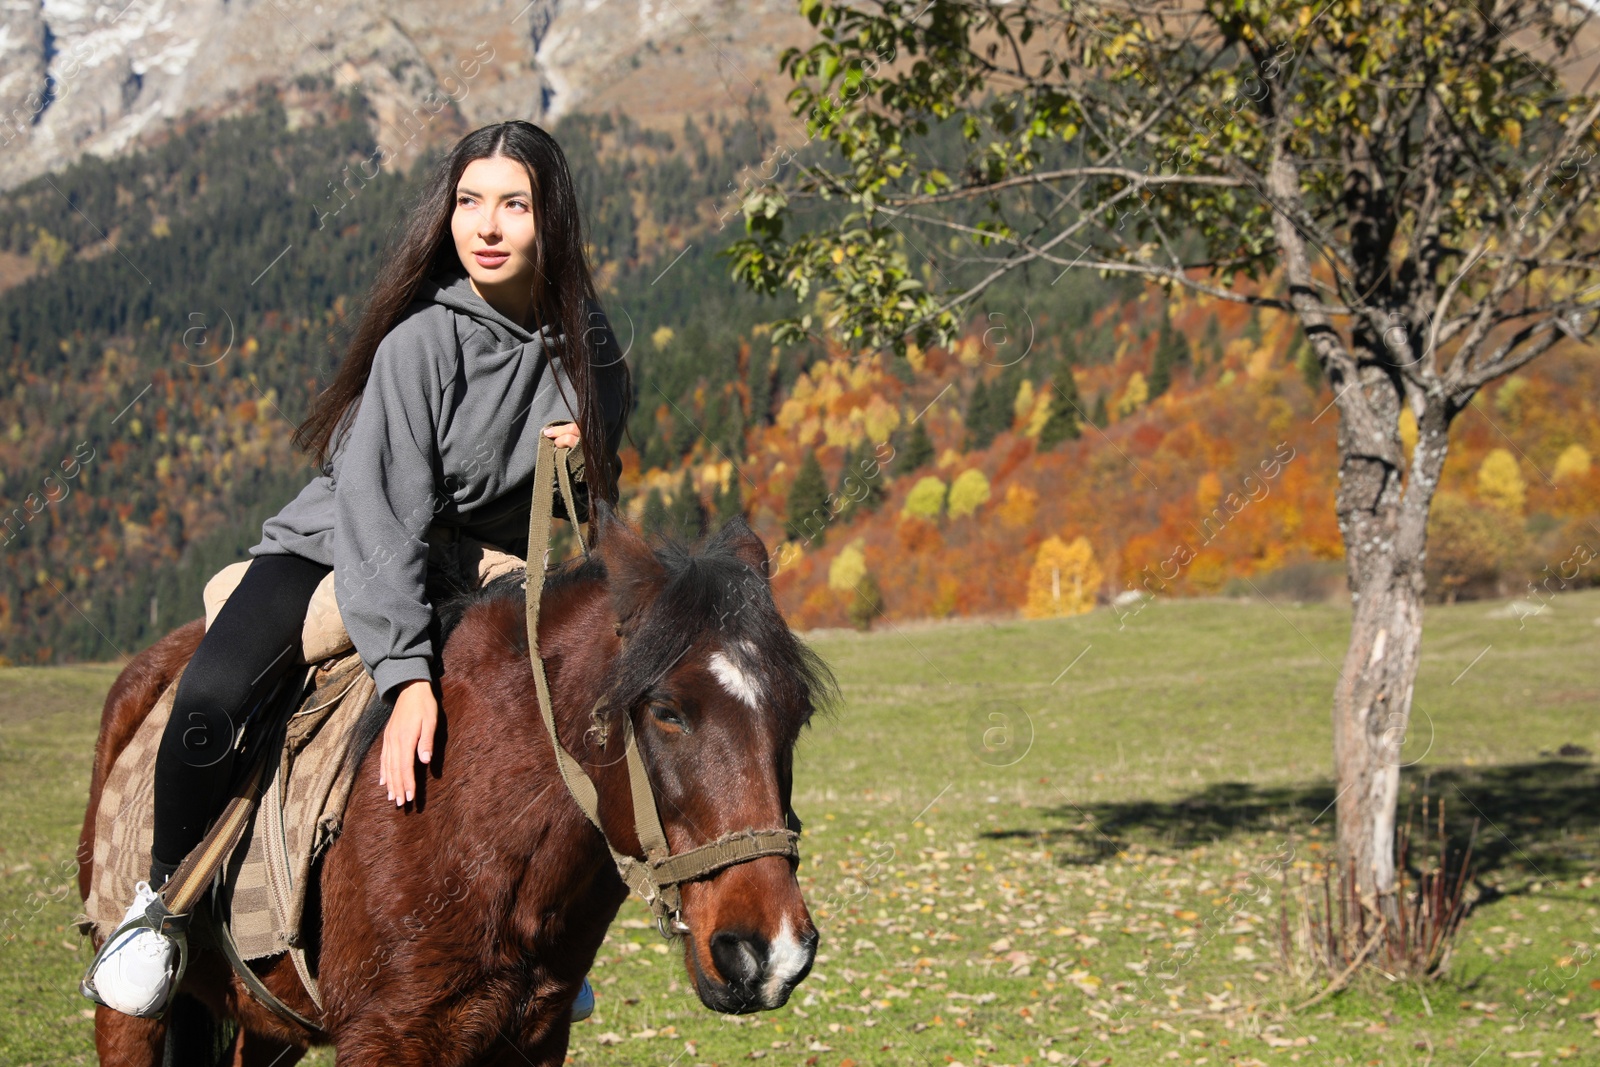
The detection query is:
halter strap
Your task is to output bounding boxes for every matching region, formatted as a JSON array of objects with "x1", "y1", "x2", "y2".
[{"x1": 524, "y1": 427, "x2": 799, "y2": 935}]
